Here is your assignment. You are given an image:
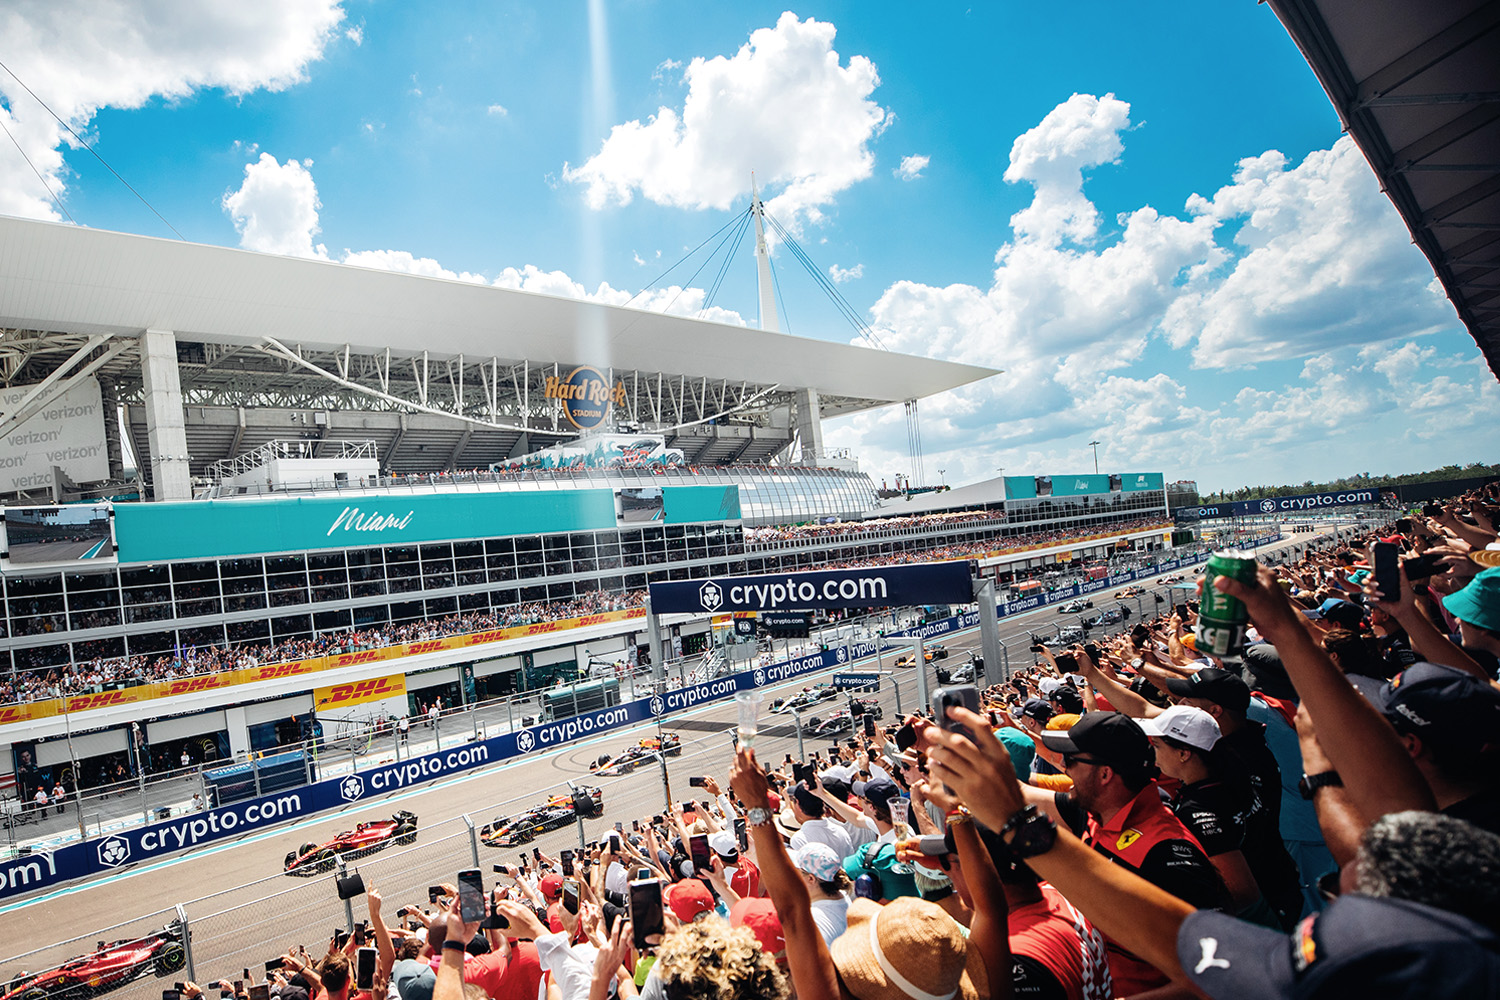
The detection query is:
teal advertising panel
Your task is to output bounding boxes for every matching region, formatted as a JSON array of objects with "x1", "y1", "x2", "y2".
[
  {"x1": 1120, "y1": 472, "x2": 1164, "y2": 492},
  {"x1": 113, "y1": 490, "x2": 618, "y2": 563},
  {"x1": 1051, "y1": 474, "x2": 1112, "y2": 497},
  {"x1": 1003, "y1": 476, "x2": 1037, "y2": 500},
  {"x1": 663, "y1": 485, "x2": 742, "y2": 523}
]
